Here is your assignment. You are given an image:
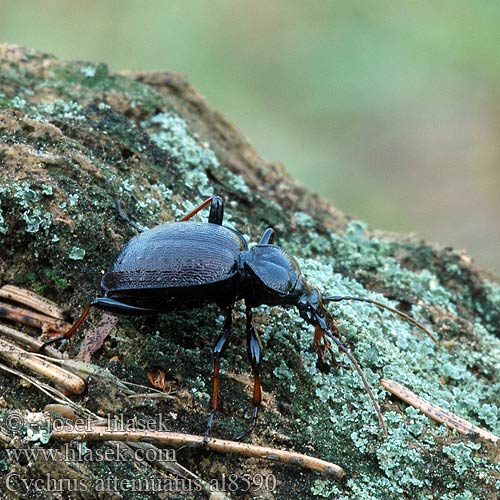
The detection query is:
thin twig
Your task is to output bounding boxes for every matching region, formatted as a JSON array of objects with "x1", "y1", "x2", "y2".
[
  {"x1": 24, "y1": 355, "x2": 175, "y2": 400},
  {"x1": 0, "y1": 323, "x2": 64, "y2": 359},
  {"x1": 51, "y1": 428, "x2": 345, "y2": 478},
  {"x1": 0, "y1": 285, "x2": 66, "y2": 320},
  {"x1": 25, "y1": 355, "x2": 142, "y2": 395},
  {"x1": 0, "y1": 427, "x2": 12, "y2": 445},
  {"x1": 381, "y1": 378, "x2": 499, "y2": 443},
  {"x1": 0, "y1": 300, "x2": 70, "y2": 334},
  {"x1": 0, "y1": 338, "x2": 85, "y2": 394},
  {"x1": 125, "y1": 441, "x2": 233, "y2": 499},
  {"x1": 0, "y1": 362, "x2": 95, "y2": 418},
  {"x1": 126, "y1": 393, "x2": 175, "y2": 400}
]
